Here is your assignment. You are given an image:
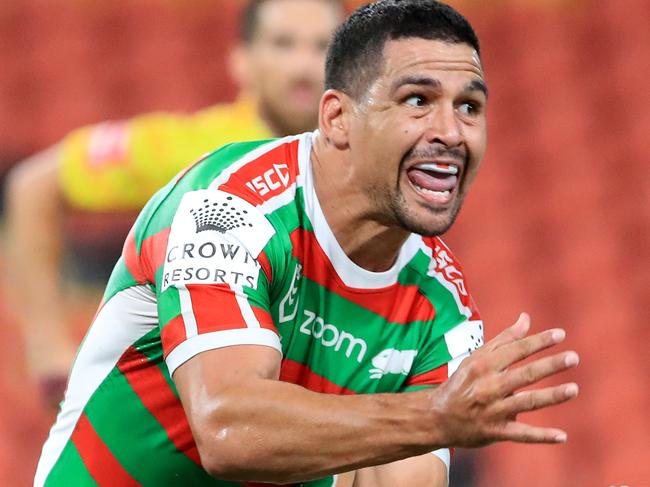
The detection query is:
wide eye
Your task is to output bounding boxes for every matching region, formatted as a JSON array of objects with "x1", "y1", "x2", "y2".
[
  {"x1": 458, "y1": 102, "x2": 479, "y2": 116},
  {"x1": 404, "y1": 95, "x2": 426, "y2": 107}
]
